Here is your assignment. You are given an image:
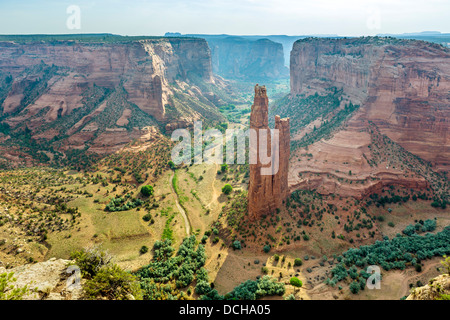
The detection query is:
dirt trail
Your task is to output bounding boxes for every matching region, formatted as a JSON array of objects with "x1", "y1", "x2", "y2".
[
  {"x1": 170, "y1": 171, "x2": 191, "y2": 236},
  {"x1": 206, "y1": 163, "x2": 219, "y2": 209}
]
